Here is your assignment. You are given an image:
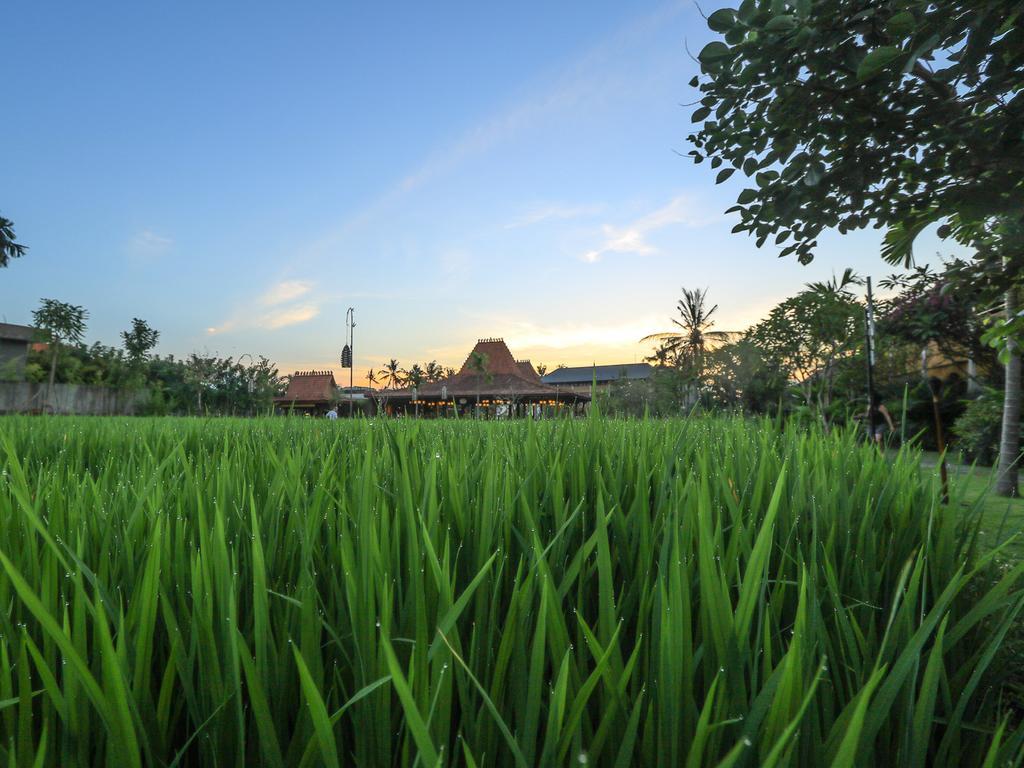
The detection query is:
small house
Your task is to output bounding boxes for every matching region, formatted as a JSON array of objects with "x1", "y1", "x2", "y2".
[{"x1": 274, "y1": 370, "x2": 338, "y2": 416}]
